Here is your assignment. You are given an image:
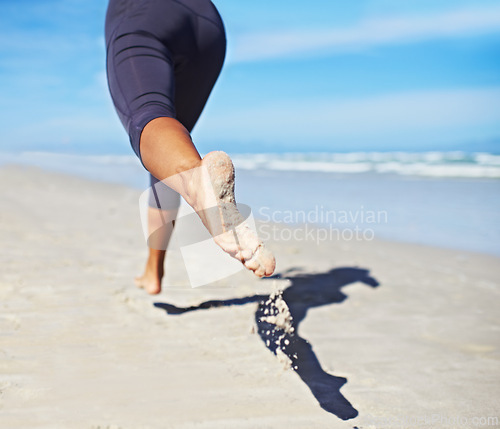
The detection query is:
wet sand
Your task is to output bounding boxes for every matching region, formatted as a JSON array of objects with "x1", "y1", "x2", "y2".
[{"x1": 1, "y1": 165, "x2": 499, "y2": 428}]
